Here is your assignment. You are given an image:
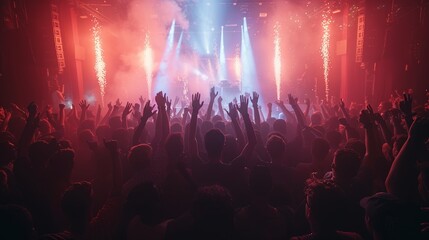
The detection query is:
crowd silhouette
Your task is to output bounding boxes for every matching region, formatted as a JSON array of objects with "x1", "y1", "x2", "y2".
[{"x1": 0, "y1": 87, "x2": 428, "y2": 240}]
